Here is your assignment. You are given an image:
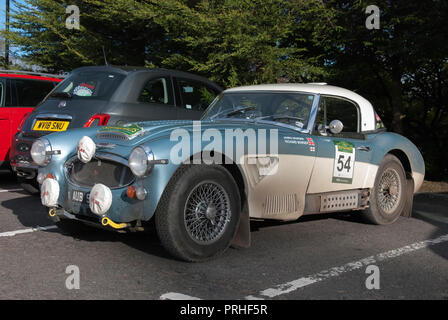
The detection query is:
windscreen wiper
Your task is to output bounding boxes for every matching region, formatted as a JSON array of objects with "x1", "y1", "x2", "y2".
[{"x1": 210, "y1": 106, "x2": 257, "y2": 120}]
